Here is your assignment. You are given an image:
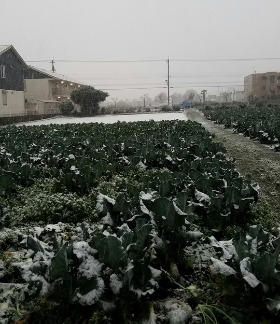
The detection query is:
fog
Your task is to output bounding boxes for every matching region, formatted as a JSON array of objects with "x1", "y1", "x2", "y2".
[{"x1": 1, "y1": 0, "x2": 280, "y2": 101}]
